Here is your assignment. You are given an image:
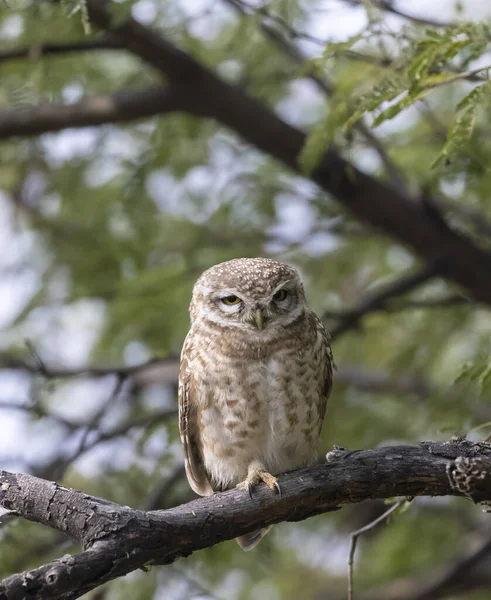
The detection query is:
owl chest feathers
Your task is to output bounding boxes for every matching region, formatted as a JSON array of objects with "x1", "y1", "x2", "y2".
[{"x1": 191, "y1": 317, "x2": 327, "y2": 490}]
